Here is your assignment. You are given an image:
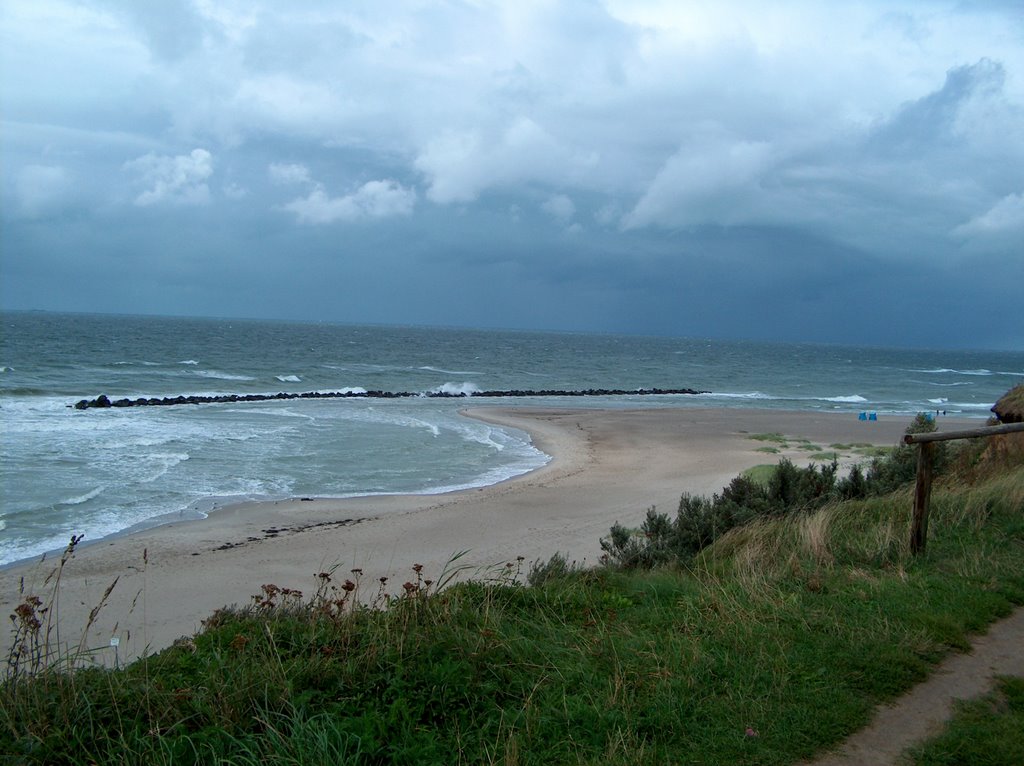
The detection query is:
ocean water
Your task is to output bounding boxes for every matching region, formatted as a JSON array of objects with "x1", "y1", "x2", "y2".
[{"x1": 2, "y1": 311, "x2": 1021, "y2": 566}]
